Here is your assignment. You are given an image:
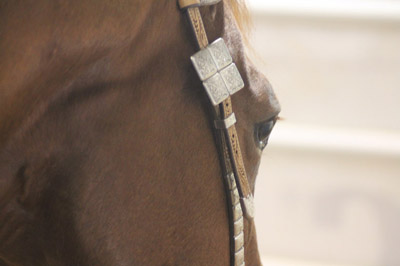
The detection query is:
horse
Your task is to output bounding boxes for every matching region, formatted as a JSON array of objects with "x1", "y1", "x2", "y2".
[{"x1": 0, "y1": 0, "x2": 280, "y2": 265}]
